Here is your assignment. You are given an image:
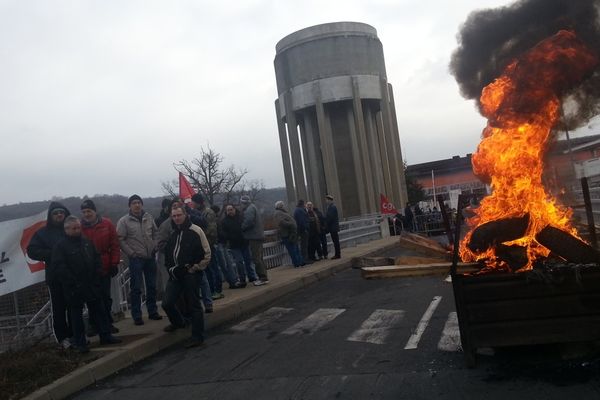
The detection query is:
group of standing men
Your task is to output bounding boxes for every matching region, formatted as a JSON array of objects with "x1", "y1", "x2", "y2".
[
  {"x1": 27, "y1": 200, "x2": 123, "y2": 353},
  {"x1": 274, "y1": 194, "x2": 340, "y2": 268},
  {"x1": 26, "y1": 193, "x2": 272, "y2": 351}
]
